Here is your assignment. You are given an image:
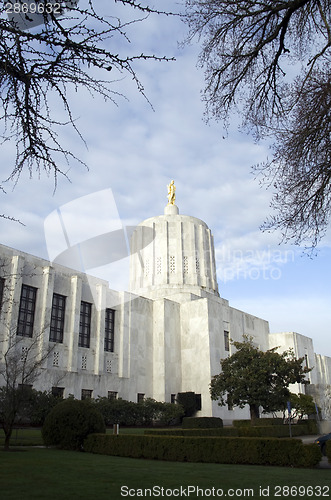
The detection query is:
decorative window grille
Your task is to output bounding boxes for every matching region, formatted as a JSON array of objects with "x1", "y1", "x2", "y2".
[
  {"x1": 81, "y1": 354, "x2": 87, "y2": 370},
  {"x1": 195, "y1": 258, "x2": 200, "y2": 273},
  {"x1": 49, "y1": 293, "x2": 66, "y2": 343},
  {"x1": 183, "y1": 256, "x2": 188, "y2": 274},
  {"x1": 106, "y1": 359, "x2": 112, "y2": 373},
  {"x1": 21, "y1": 346, "x2": 28, "y2": 362},
  {"x1": 53, "y1": 351, "x2": 60, "y2": 367},
  {"x1": 144, "y1": 259, "x2": 150, "y2": 277},
  {"x1": 169, "y1": 256, "x2": 176, "y2": 273},
  {"x1": 104, "y1": 308, "x2": 115, "y2": 352},
  {"x1": 17, "y1": 284, "x2": 37, "y2": 338},
  {"x1": 78, "y1": 301, "x2": 92, "y2": 348},
  {"x1": 156, "y1": 257, "x2": 162, "y2": 275}
]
